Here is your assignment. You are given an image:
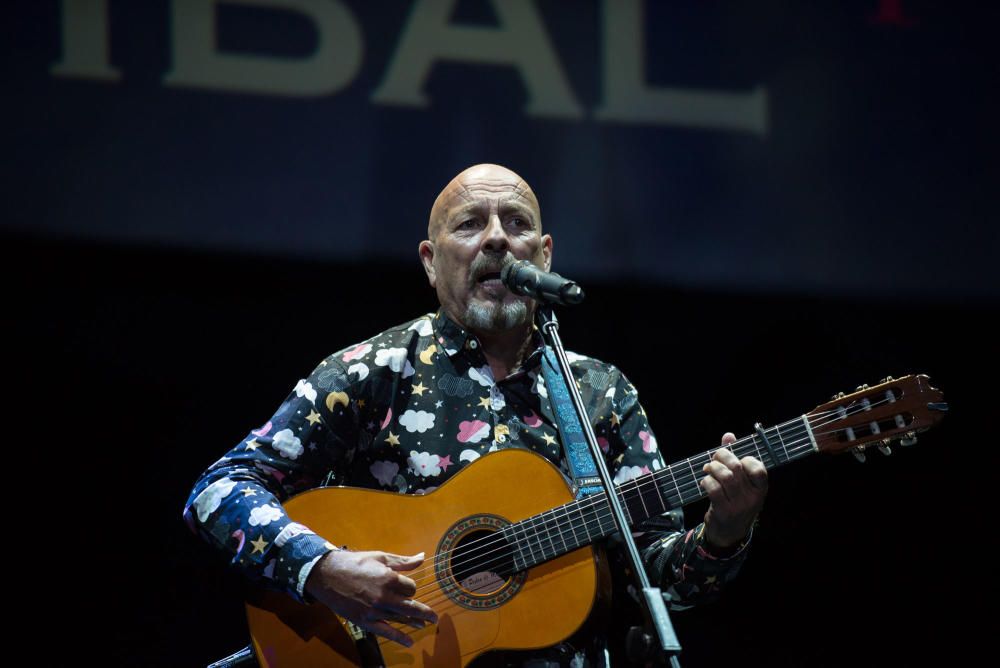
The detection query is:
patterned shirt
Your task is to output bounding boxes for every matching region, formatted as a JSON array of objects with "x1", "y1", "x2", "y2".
[{"x1": 184, "y1": 311, "x2": 750, "y2": 662}]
